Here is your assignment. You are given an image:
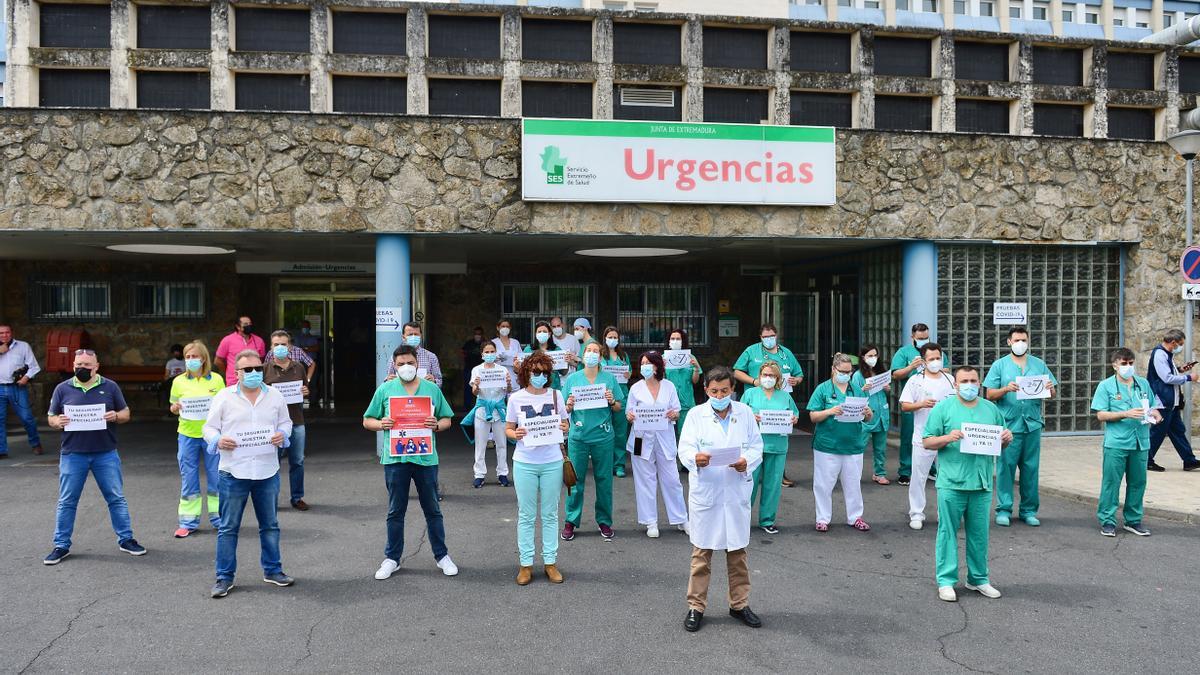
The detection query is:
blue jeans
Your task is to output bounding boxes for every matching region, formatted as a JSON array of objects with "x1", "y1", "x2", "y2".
[
  {"x1": 178, "y1": 434, "x2": 220, "y2": 529},
  {"x1": 278, "y1": 425, "x2": 306, "y2": 503},
  {"x1": 383, "y1": 462, "x2": 447, "y2": 563},
  {"x1": 54, "y1": 450, "x2": 133, "y2": 549},
  {"x1": 513, "y1": 460, "x2": 563, "y2": 567},
  {"x1": 215, "y1": 472, "x2": 282, "y2": 581},
  {"x1": 0, "y1": 383, "x2": 41, "y2": 455},
  {"x1": 1149, "y1": 405, "x2": 1198, "y2": 464}
]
